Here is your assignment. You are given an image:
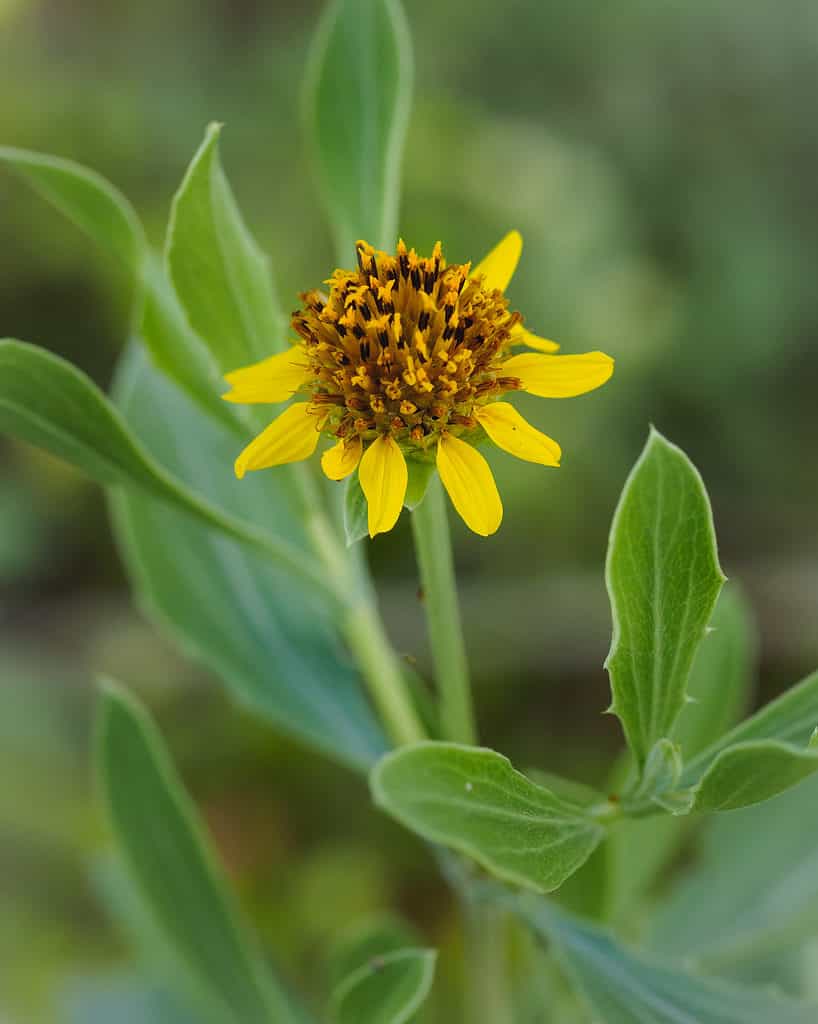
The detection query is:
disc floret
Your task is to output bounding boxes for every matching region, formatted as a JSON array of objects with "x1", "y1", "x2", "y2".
[{"x1": 294, "y1": 240, "x2": 522, "y2": 454}]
